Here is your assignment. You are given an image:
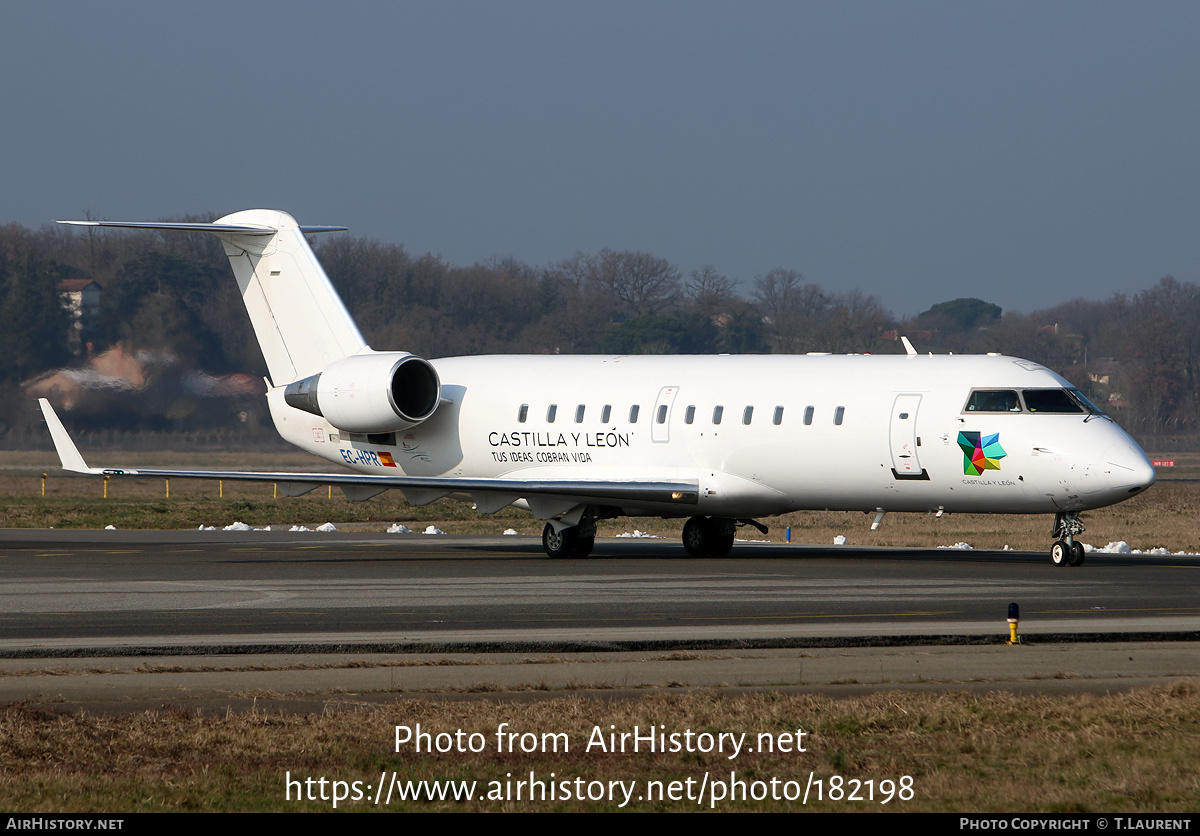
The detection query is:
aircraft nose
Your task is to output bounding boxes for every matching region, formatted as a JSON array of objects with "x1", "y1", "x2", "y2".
[{"x1": 1102, "y1": 442, "x2": 1157, "y2": 495}]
